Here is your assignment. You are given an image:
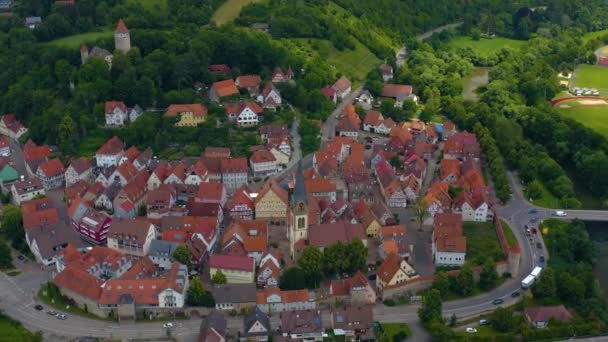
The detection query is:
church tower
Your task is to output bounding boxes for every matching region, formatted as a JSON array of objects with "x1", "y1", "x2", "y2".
[
  {"x1": 114, "y1": 19, "x2": 131, "y2": 53},
  {"x1": 289, "y1": 161, "x2": 308, "y2": 259}
]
